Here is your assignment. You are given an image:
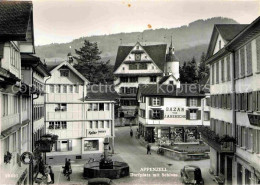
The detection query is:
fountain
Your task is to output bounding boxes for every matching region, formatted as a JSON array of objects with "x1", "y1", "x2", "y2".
[{"x1": 83, "y1": 138, "x2": 129, "y2": 179}]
